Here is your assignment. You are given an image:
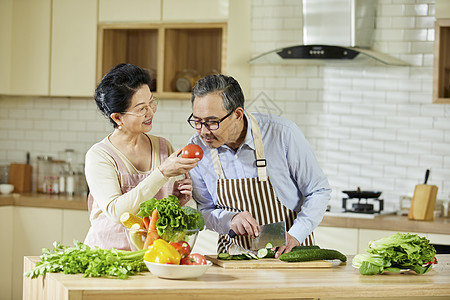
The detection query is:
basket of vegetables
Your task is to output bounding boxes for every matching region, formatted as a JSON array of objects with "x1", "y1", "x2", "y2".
[{"x1": 122, "y1": 195, "x2": 205, "y2": 252}]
